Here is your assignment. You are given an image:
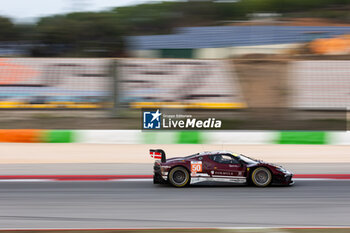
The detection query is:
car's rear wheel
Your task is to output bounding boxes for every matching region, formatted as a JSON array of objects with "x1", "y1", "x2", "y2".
[
  {"x1": 168, "y1": 167, "x2": 190, "y2": 187},
  {"x1": 251, "y1": 167, "x2": 272, "y2": 187}
]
